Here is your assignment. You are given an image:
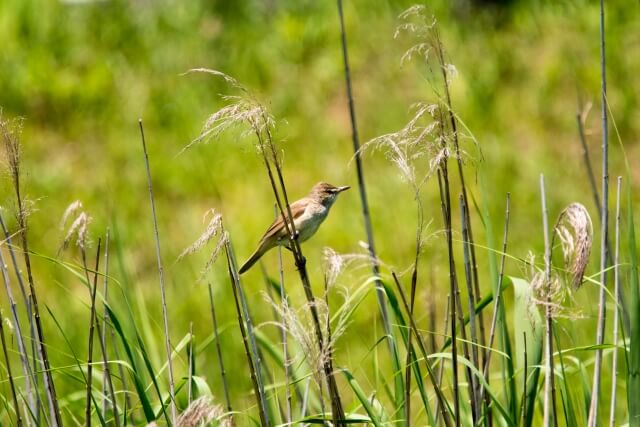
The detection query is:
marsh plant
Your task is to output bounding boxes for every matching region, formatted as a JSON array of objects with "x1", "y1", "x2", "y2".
[{"x1": 1, "y1": 3, "x2": 638, "y2": 427}]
